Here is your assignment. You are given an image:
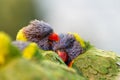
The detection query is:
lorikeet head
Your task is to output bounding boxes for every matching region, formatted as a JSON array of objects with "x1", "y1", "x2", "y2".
[
  {"x1": 16, "y1": 19, "x2": 59, "y2": 50},
  {"x1": 52, "y1": 33, "x2": 84, "y2": 67}
]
